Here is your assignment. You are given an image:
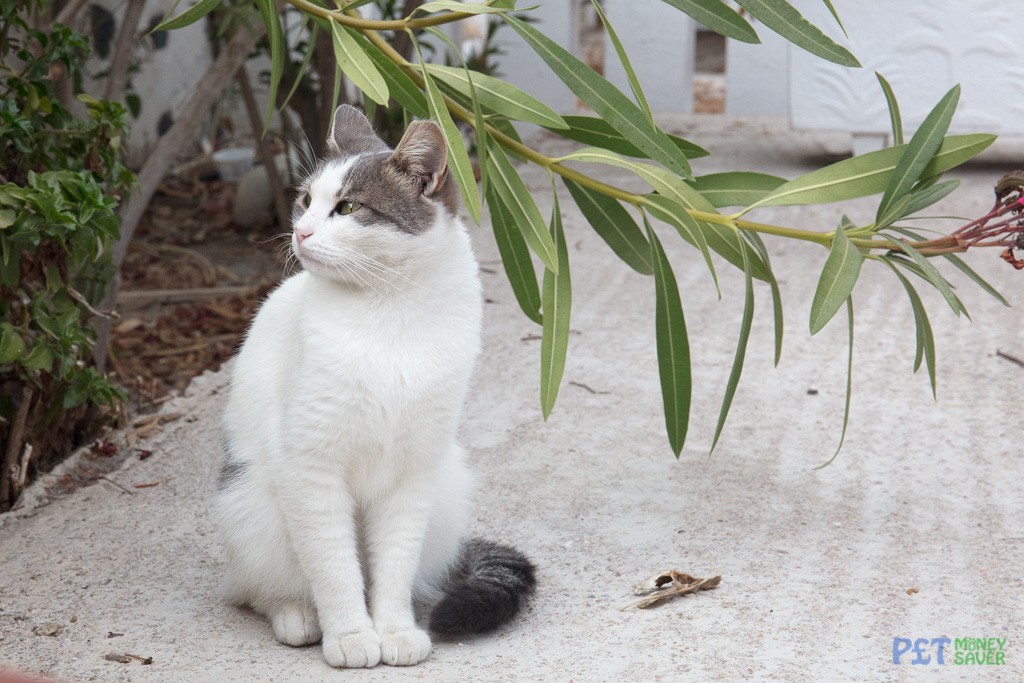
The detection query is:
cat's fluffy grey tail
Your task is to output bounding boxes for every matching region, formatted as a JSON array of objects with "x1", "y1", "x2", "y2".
[{"x1": 428, "y1": 538, "x2": 536, "y2": 637}]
